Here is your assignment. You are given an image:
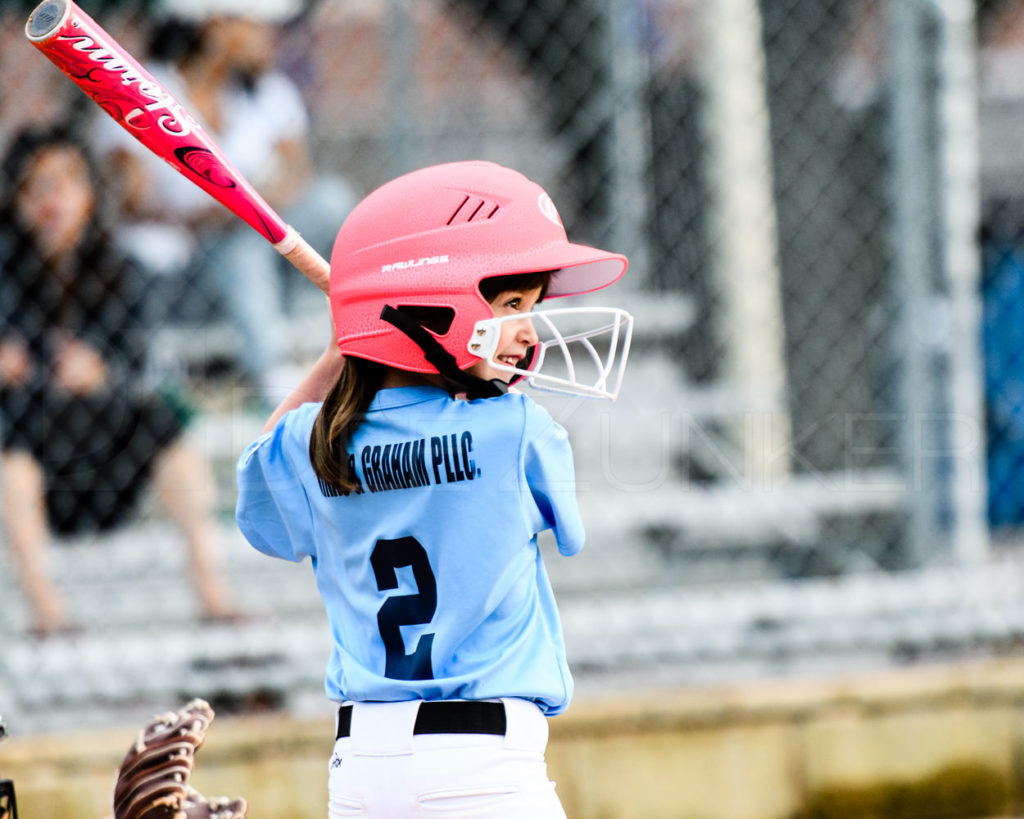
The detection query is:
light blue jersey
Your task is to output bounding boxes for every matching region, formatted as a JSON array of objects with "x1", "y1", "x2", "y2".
[{"x1": 236, "y1": 385, "x2": 584, "y2": 715}]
